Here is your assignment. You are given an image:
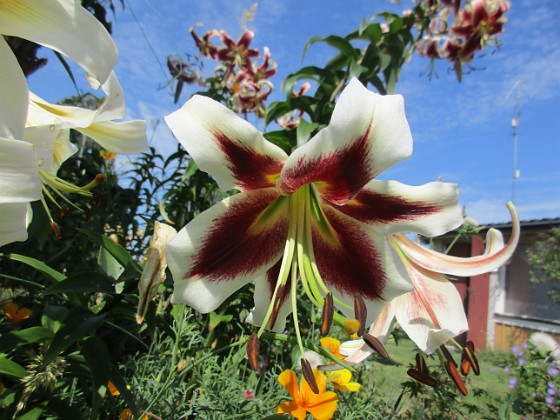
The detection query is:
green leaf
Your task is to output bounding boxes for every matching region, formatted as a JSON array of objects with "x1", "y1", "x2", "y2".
[
  {"x1": 260, "y1": 415, "x2": 293, "y2": 420},
  {"x1": 44, "y1": 308, "x2": 106, "y2": 364},
  {"x1": 0, "y1": 356, "x2": 27, "y2": 379},
  {"x1": 5, "y1": 254, "x2": 65, "y2": 283},
  {"x1": 264, "y1": 101, "x2": 289, "y2": 127},
  {"x1": 209, "y1": 312, "x2": 233, "y2": 329},
  {"x1": 98, "y1": 246, "x2": 125, "y2": 281},
  {"x1": 78, "y1": 230, "x2": 139, "y2": 272},
  {"x1": 42, "y1": 305, "x2": 69, "y2": 333},
  {"x1": 296, "y1": 118, "x2": 319, "y2": 146},
  {"x1": 0, "y1": 327, "x2": 54, "y2": 353},
  {"x1": 15, "y1": 407, "x2": 43, "y2": 420},
  {"x1": 42, "y1": 272, "x2": 114, "y2": 296},
  {"x1": 303, "y1": 35, "x2": 357, "y2": 61},
  {"x1": 264, "y1": 130, "x2": 296, "y2": 154},
  {"x1": 82, "y1": 337, "x2": 112, "y2": 418}
]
